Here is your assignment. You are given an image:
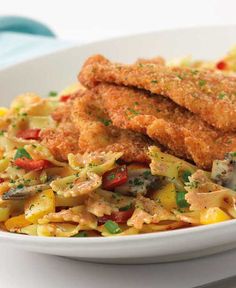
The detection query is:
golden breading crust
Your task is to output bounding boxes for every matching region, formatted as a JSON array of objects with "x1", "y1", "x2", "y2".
[
  {"x1": 91, "y1": 83, "x2": 236, "y2": 170},
  {"x1": 71, "y1": 89, "x2": 154, "y2": 163},
  {"x1": 41, "y1": 89, "x2": 154, "y2": 163},
  {"x1": 79, "y1": 54, "x2": 236, "y2": 132}
]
